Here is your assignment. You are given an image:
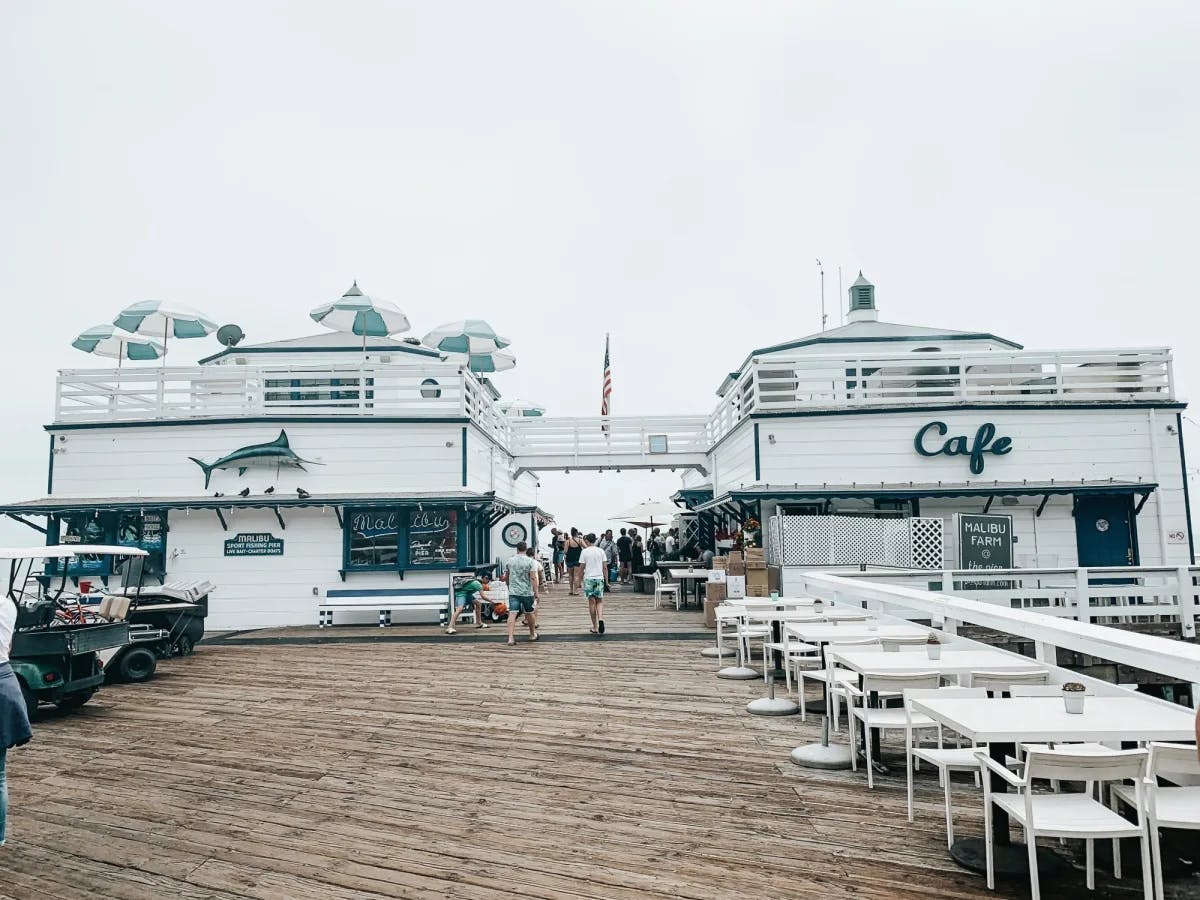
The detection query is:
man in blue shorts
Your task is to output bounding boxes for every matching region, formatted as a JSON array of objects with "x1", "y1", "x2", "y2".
[{"x1": 505, "y1": 541, "x2": 539, "y2": 646}]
